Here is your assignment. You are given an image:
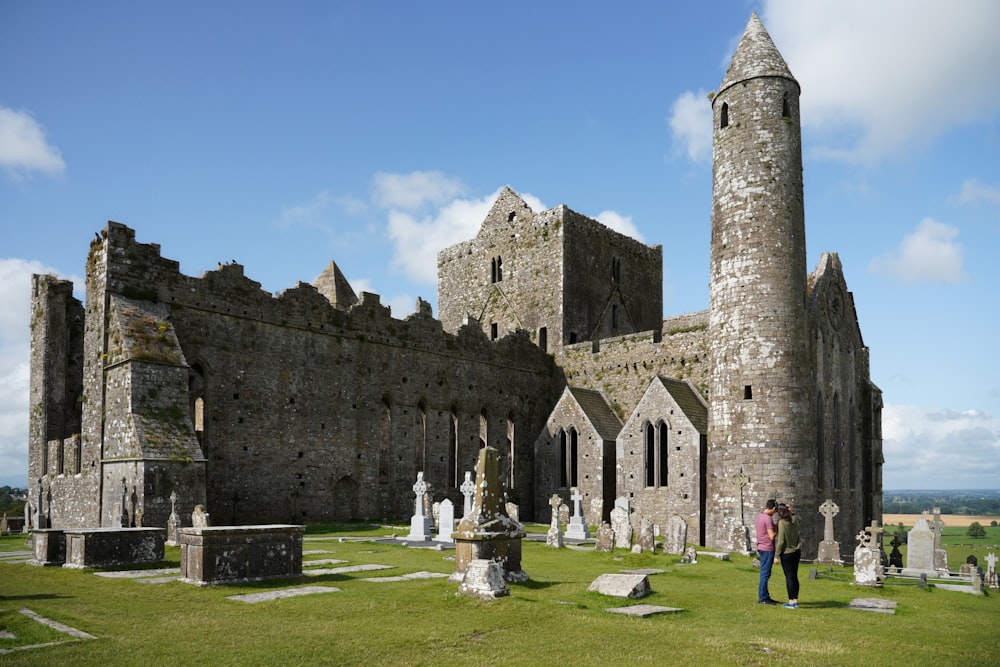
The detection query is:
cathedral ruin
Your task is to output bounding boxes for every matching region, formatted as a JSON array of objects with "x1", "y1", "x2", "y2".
[{"x1": 28, "y1": 15, "x2": 882, "y2": 557}]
